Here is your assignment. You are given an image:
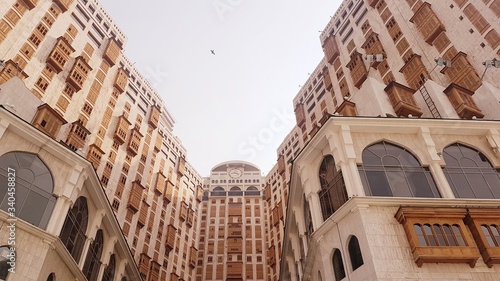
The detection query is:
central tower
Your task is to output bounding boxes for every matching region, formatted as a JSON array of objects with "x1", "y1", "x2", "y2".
[{"x1": 197, "y1": 161, "x2": 267, "y2": 281}]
